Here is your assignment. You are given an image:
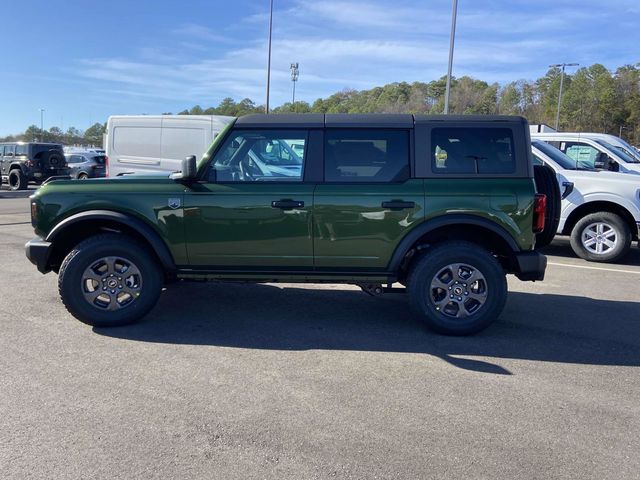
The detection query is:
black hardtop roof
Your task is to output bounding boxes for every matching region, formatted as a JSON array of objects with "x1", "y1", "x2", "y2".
[{"x1": 235, "y1": 113, "x2": 527, "y2": 128}]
